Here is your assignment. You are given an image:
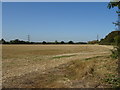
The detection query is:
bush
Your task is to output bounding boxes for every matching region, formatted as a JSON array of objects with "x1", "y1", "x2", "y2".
[
  {"x1": 111, "y1": 47, "x2": 118, "y2": 59},
  {"x1": 110, "y1": 33, "x2": 120, "y2": 59},
  {"x1": 111, "y1": 45, "x2": 120, "y2": 59},
  {"x1": 88, "y1": 40, "x2": 99, "y2": 44}
]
